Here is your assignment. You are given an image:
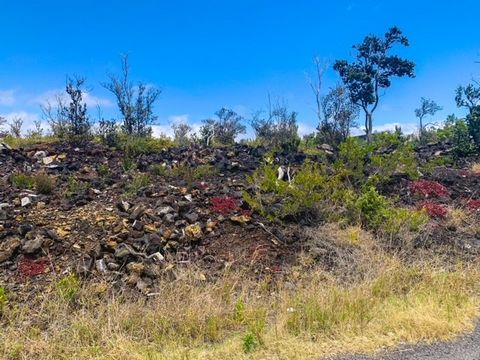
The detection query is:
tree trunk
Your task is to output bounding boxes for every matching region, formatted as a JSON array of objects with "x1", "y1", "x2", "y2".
[{"x1": 365, "y1": 112, "x2": 373, "y2": 142}]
